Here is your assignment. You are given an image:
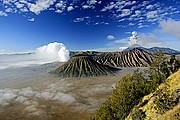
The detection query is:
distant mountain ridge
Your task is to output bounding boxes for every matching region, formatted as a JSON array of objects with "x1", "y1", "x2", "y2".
[
  {"x1": 149, "y1": 47, "x2": 180, "y2": 54},
  {"x1": 123, "y1": 44, "x2": 180, "y2": 55}
]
